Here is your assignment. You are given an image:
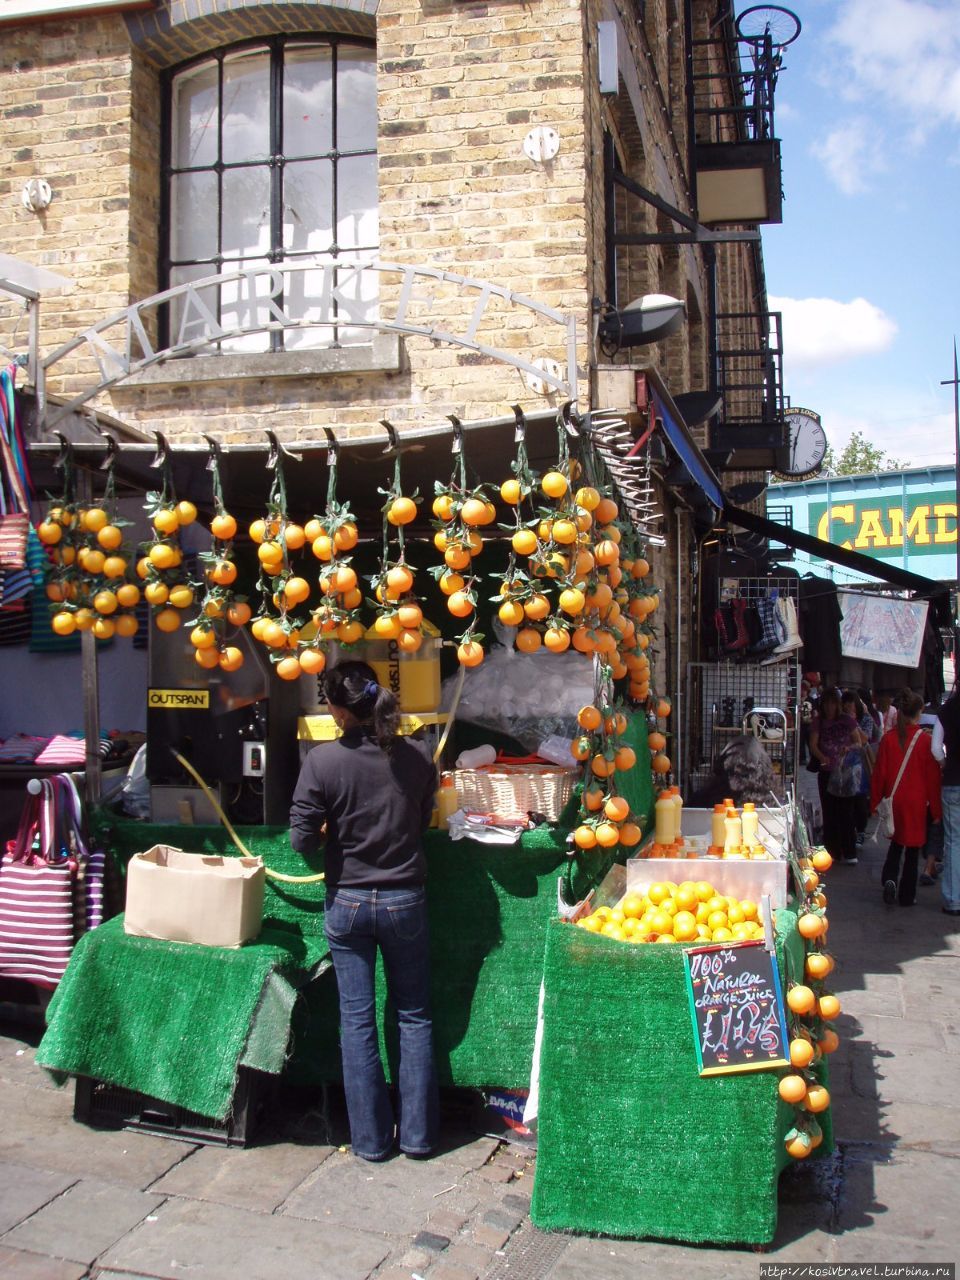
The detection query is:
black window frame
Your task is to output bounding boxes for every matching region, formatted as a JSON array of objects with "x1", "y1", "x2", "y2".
[{"x1": 159, "y1": 32, "x2": 379, "y2": 353}]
